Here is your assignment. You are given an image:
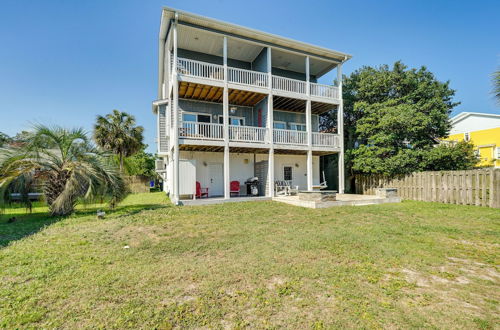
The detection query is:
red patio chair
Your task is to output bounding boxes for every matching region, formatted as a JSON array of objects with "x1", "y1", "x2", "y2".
[
  {"x1": 196, "y1": 181, "x2": 209, "y2": 198},
  {"x1": 230, "y1": 180, "x2": 240, "y2": 196}
]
